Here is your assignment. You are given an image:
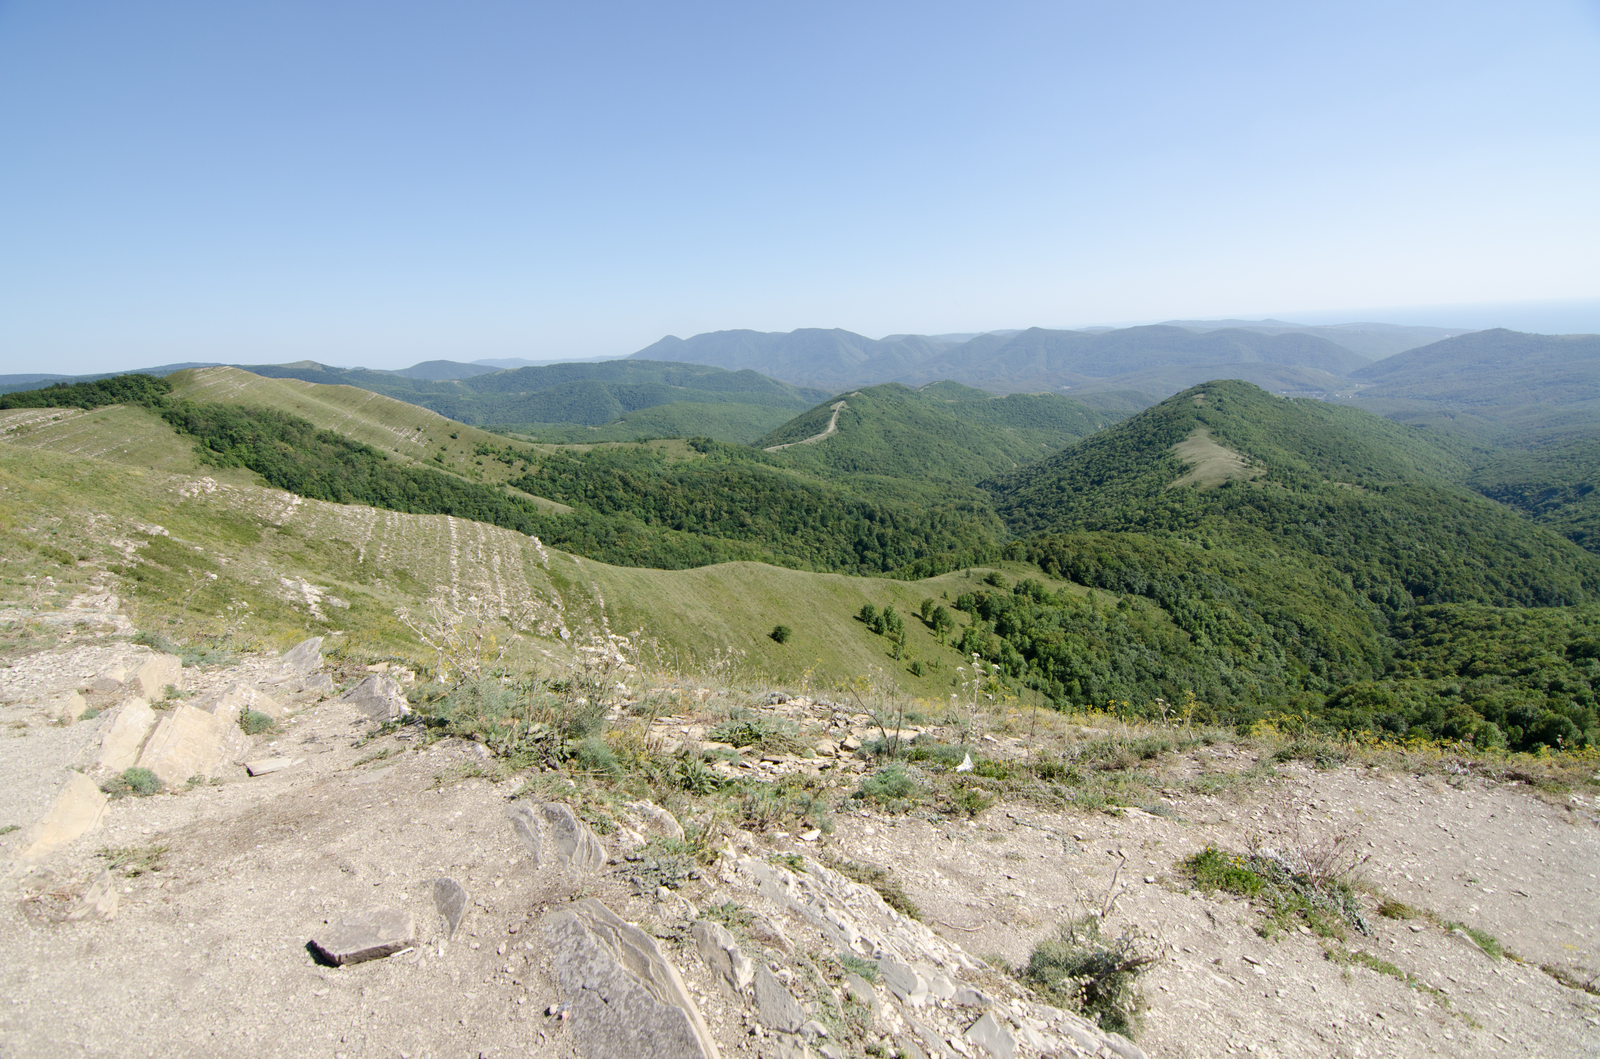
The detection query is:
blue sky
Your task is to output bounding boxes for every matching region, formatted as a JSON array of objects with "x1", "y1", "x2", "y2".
[{"x1": 1, "y1": 0, "x2": 1597, "y2": 373}]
